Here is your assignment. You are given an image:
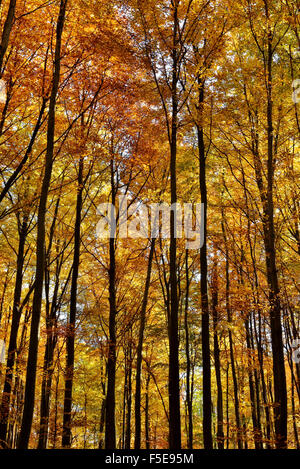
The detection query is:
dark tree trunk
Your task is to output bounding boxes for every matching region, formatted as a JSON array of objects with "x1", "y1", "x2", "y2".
[
  {"x1": 125, "y1": 336, "x2": 132, "y2": 449},
  {"x1": 62, "y1": 155, "x2": 83, "y2": 447},
  {"x1": 168, "y1": 0, "x2": 181, "y2": 450},
  {"x1": 222, "y1": 215, "x2": 242, "y2": 449},
  {"x1": 291, "y1": 362, "x2": 299, "y2": 449},
  {"x1": 17, "y1": 1, "x2": 67, "y2": 448},
  {"x1": 145, "y1": 367, "x2": 151, "y2": 450},
  {"x1": 37, "y1": 192, "x2": 62, "y2": 449},
  {"x1": 184, "y1": 250, "x2": 193, "y2": 449},
  {"x1": 134, "y1": 238, "x2": 155, "y2": 449},
  {"x1": 0, "y1": 0, "x2": 16, "y2": 75},
  {"x1": 250, "y1": 2, "x2": 287, "y2": 448},
  {"x1": 245, "y1": 319, "x2": 262, "y2": 449},
  {"x1": 264, "y1": 22, "x2": 287, "y2": 449},
  {"x1": 0, "y1": 99, "x2": 46, "y2": 205},
  {"x1": 105, "y1": 158, "x2": 117, "y2": 449},
  {"x1": 211, "y1": 251, "x2": 224, "y2": 449},
  {"x1": 37, "y1": 258, "x2": 61, "y2": 449},
  {"x1": 0, "y1": 215, "x2": 28, "y2": 447},
  {"x1": 7, "y1": 306, "x2": 30, "y2": 448},
  {"x1": 197, "y1": 79, "x2": 212, "y2": 449}
]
